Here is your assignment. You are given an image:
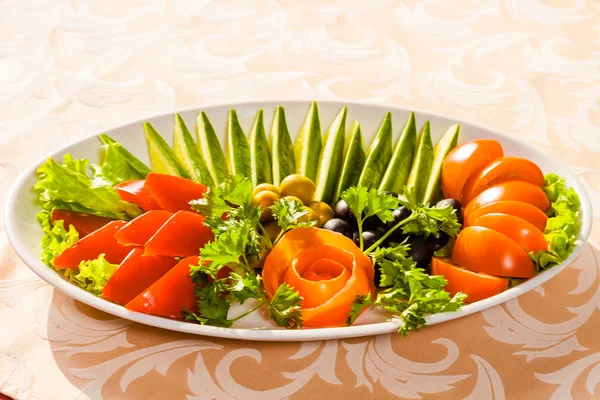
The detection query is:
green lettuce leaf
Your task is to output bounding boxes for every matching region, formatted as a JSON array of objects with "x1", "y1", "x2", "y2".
[
  {"x1": 38, "y1": 210, "x2": 79, "y2": 269},
  {"x1": 69, "y1": 255, "x2": 118, "y2": 296},
  {"x1": 90, "y1": 141, "x2": 146, "y2": 187},
  {"x1": 530, "y1": 174, "x2": 582, "y2": 270}
]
